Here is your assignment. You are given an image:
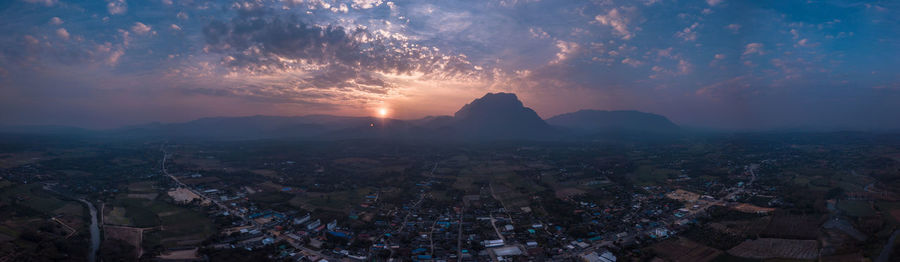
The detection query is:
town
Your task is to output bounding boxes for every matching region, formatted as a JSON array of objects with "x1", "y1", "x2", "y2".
[{"x1": 2, "y1": 133, "x2": 899, "y2": 261}]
